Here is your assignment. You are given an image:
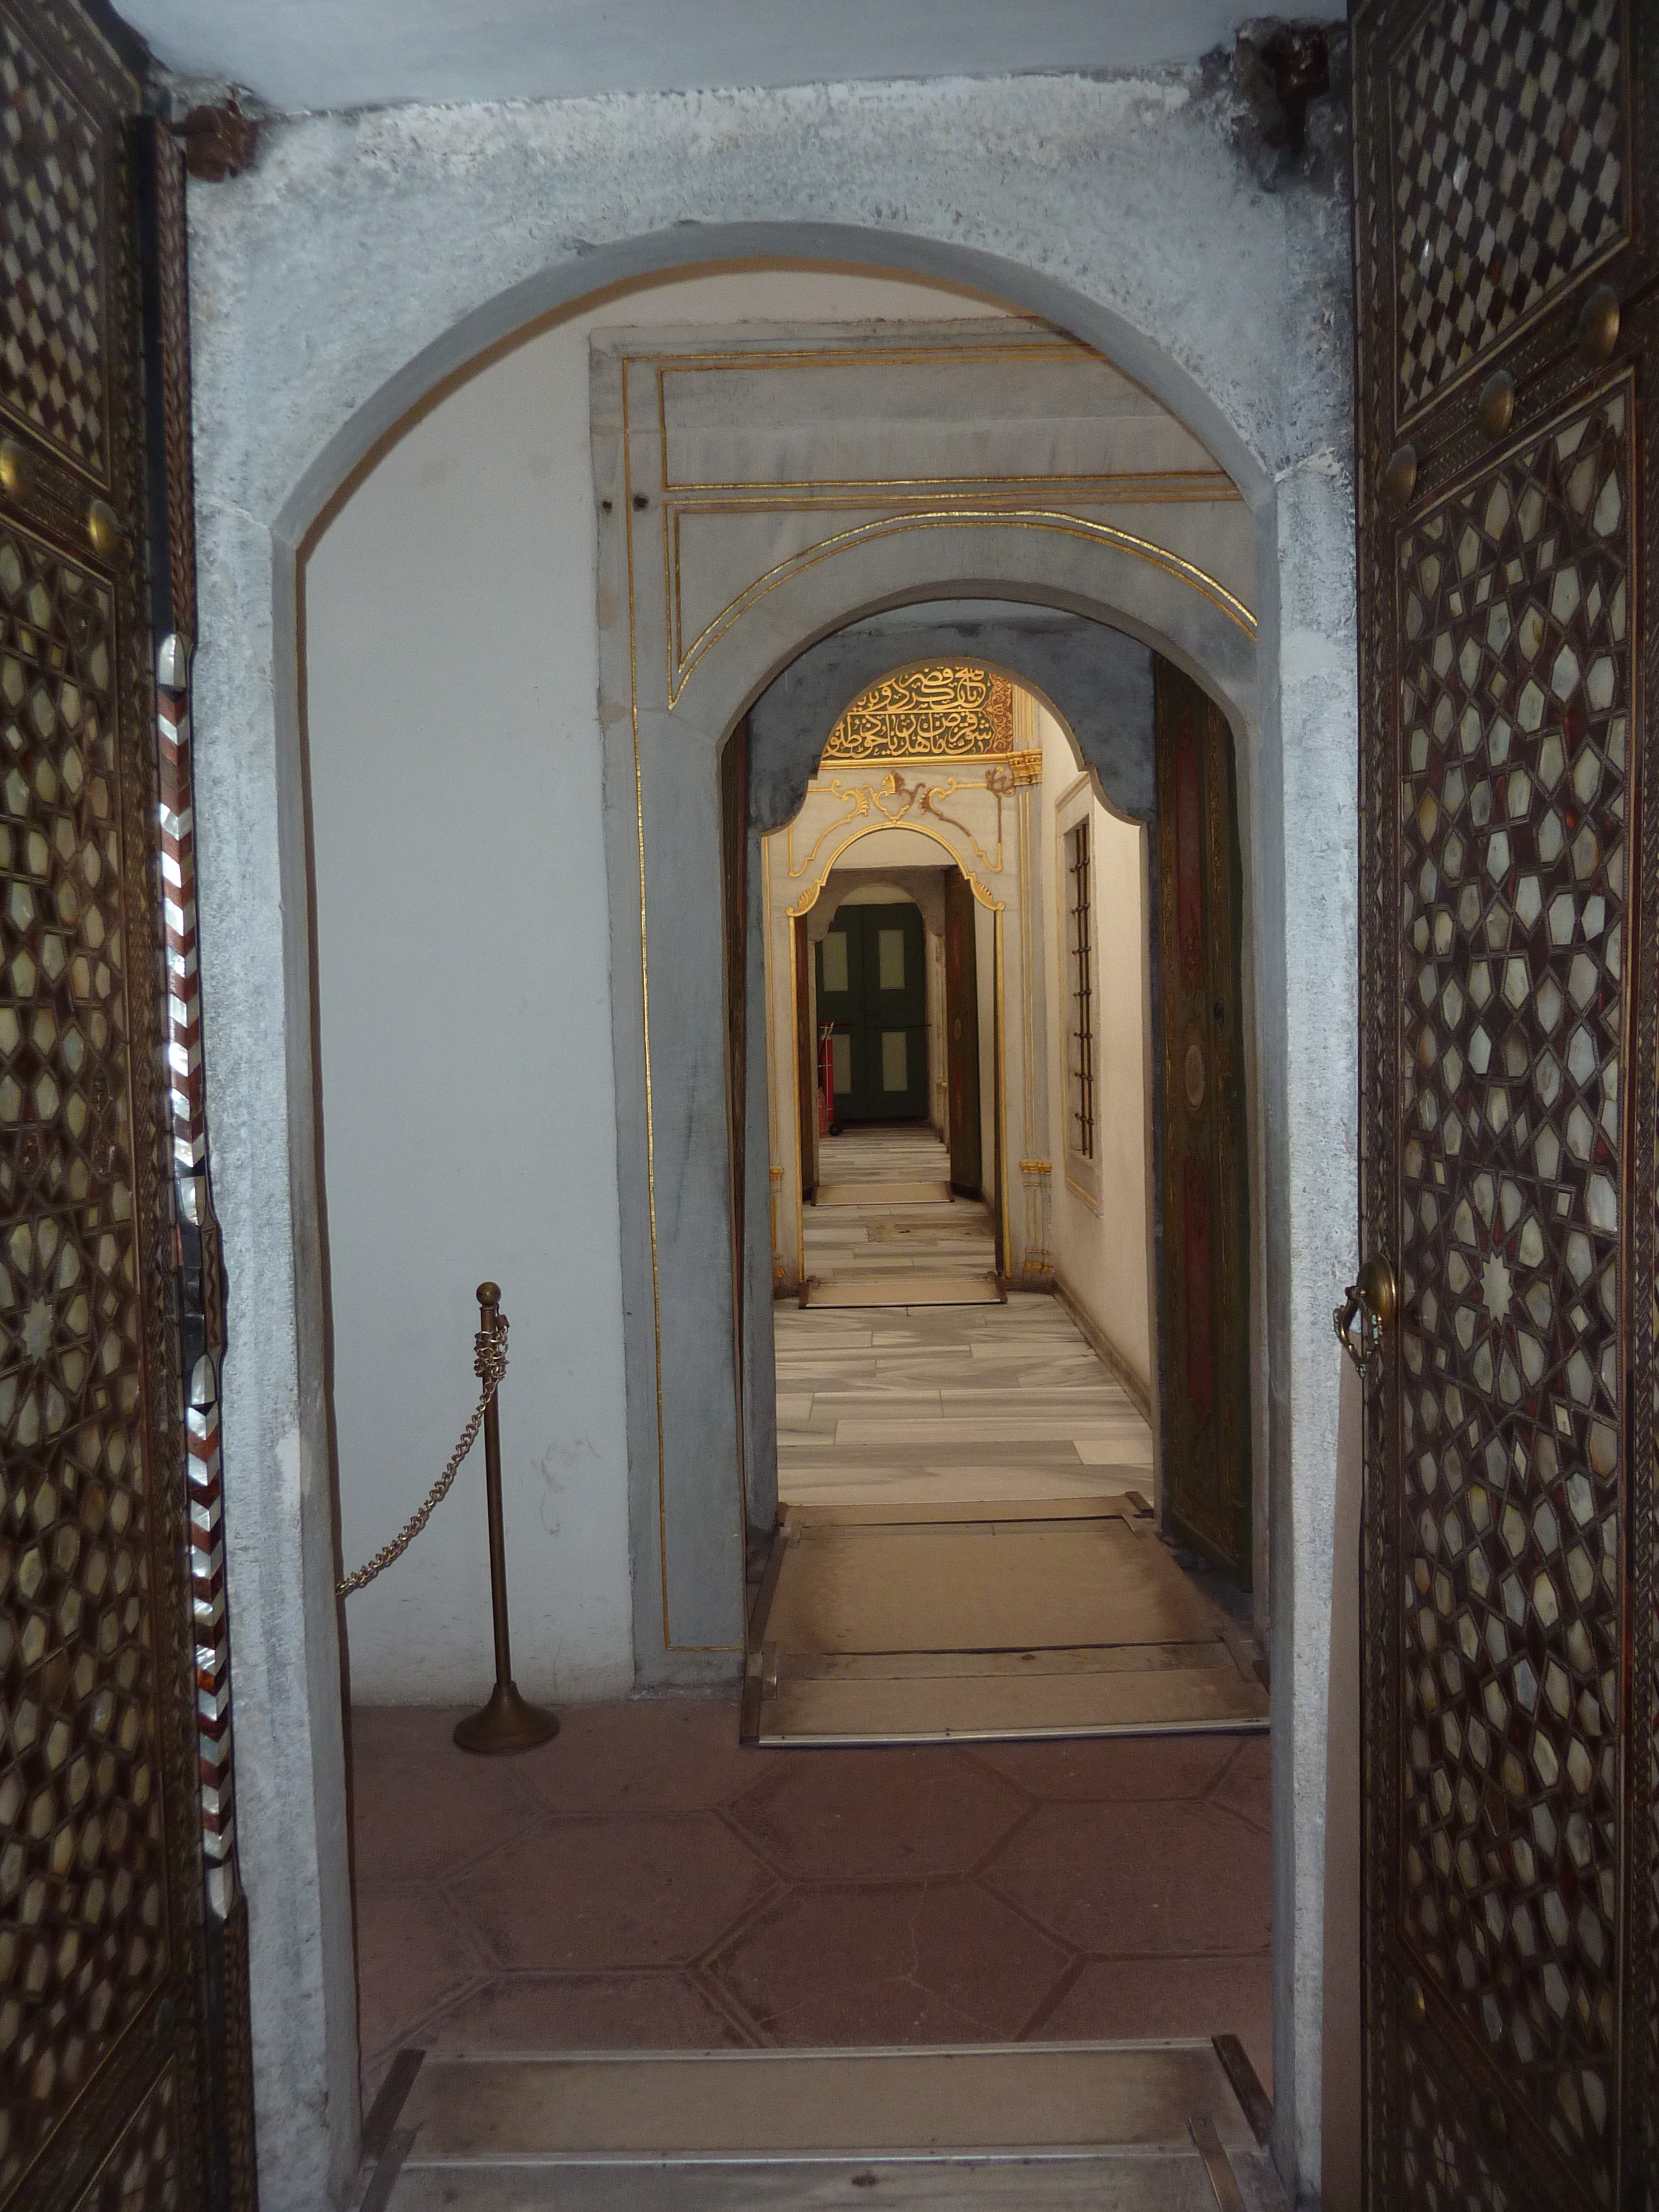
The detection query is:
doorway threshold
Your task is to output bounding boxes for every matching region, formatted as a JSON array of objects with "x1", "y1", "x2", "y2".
[
  {"x1": 743, "y1": 1507, "x2": 1268, "y2": 1746},
  {"x1": 802, "y1": 1272, "x2": 1004, "y2": 1307},
  {"x1": 816, "y1": 1178, "x2": 956, "y2": 1205},
  {"x1": 374, "y1": 2042, "x2": 1280, "y2": 2210}
]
